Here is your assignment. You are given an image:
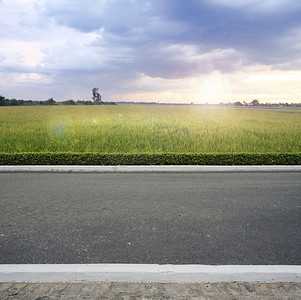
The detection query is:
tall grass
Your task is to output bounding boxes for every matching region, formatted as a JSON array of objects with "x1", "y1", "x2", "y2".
[{"x1": 0, "y1": 105, "x2": 300, "y2": 153}]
